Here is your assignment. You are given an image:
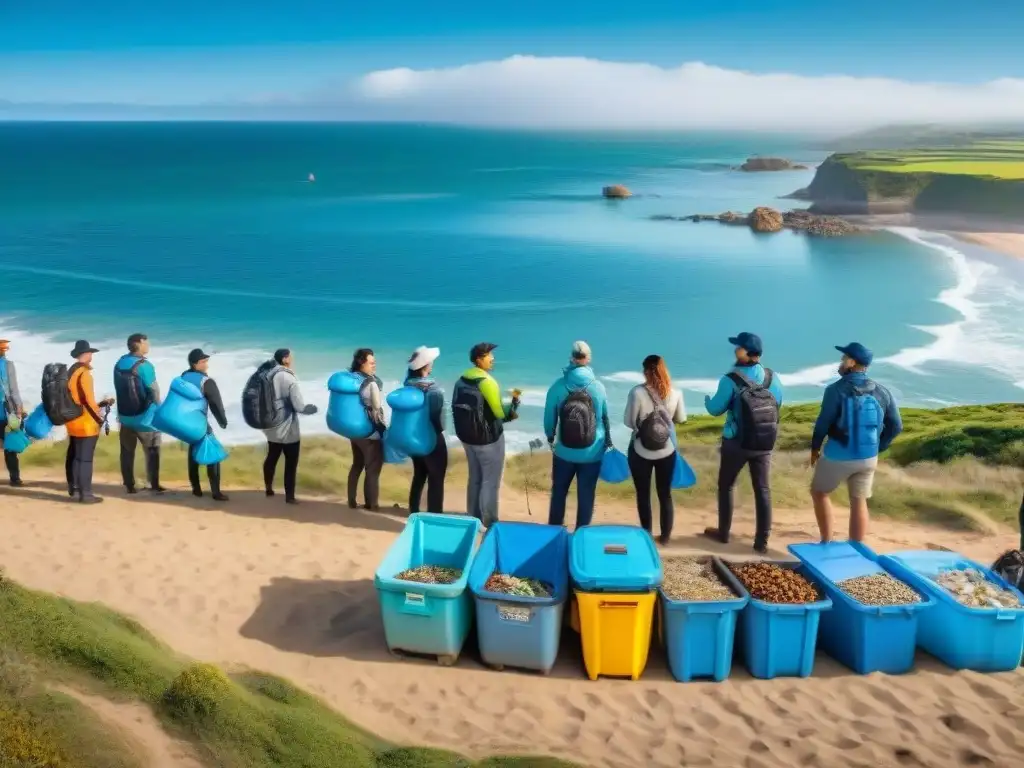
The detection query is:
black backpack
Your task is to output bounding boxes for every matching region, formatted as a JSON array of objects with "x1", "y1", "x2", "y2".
[
  {"x1": 727, "y1": 369, "x2": 779, "y2": 452},
  {"x1": 242, "y1": 361, "x2": 286, "y2": 430},
  {"x1": 558, "y1": 384, "x2": 597, "y2": 449},
  {"x1": 41, "y1": 363, "x2": 84, "y2": 426},
  {"x1": 452, "y1": 377, "x2": 499, "y2": 446},
  {"x1": 637, "y1": 387, "x2": 672, "y2": 451},
  {"x1": 114, "y1": 358, "x2": 151, "y2": 417},
  {"x1": 992, "y1": 549, "x2": 1024, "y2": 593}
]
